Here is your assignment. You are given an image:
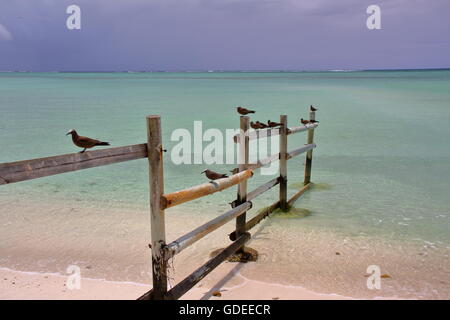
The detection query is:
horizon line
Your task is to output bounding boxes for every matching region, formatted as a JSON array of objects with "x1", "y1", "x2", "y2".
[{"x1": 1, "y1": 67, "x2": 449, "y2": 73}]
